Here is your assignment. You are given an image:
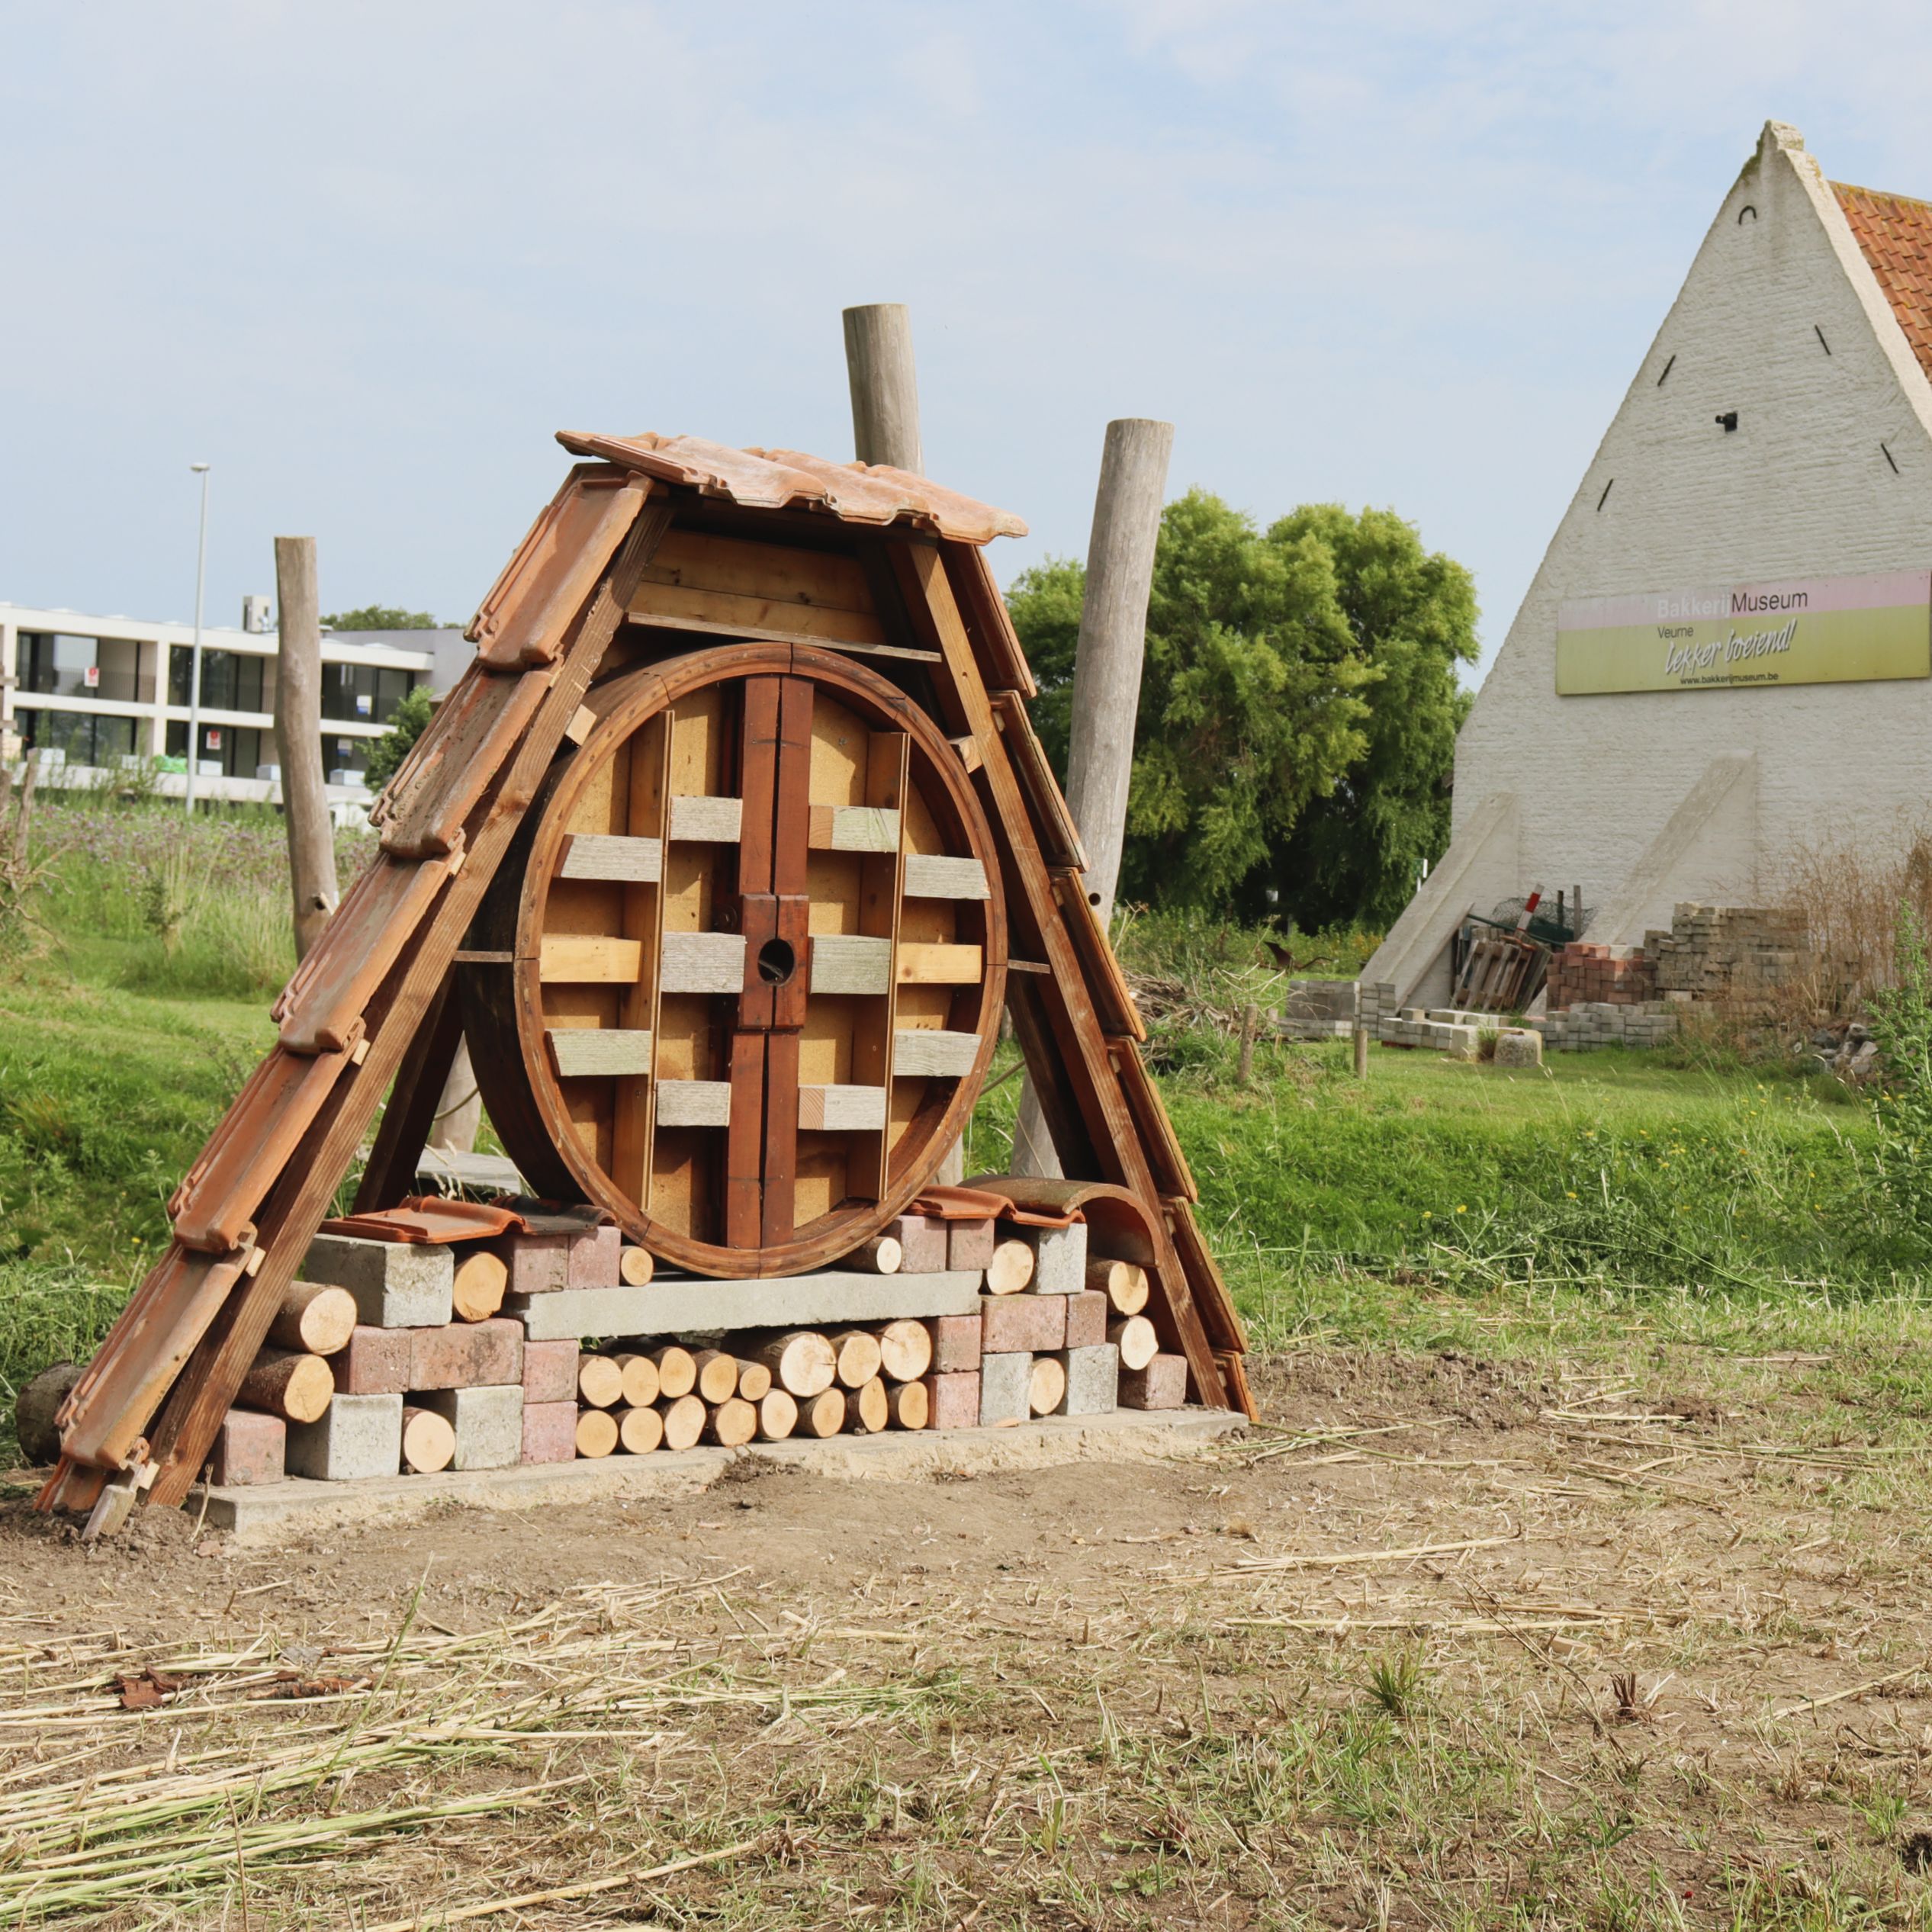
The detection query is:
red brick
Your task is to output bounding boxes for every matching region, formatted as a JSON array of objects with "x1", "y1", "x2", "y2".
[
  {"x1": 1065, "y1": 1290, "x2": 1108, "y2": 1350},
  {"x1": 409, "y1": 1317, "x2": 523, "y2": 1392},
  {"x1": 502, "y1": 1235, "x2": 567, "y2": 1297},
  {"x1": 923, "y1": 1371, "x2": 981, "y2": 1430},
  {"x1": 982, "y1": 1294, "x2": 1065, "y2": 1354},
  {"x1": 568, "y1": 1223, "x2": 621, "y2": 1288},
  {"x1": 211, "y1": 1407, "x2": 284, "y2": 1485},
  {"x1": 927, "y1": 1312, "x2": 982, "y2": 1373},
  {"x1": 522, "y1": 1338, "x2": 580, "y2": 1405},
  {"x1": 332, "y1": 1325, "x2": 412, "y2": 1397},
  {"x1": 888, "y1": 1214, "x2": 948, "y2": 1275},
  {"x1": 1118, "y1": 1353, "x2": 1188, "y2": 1410},
  {"x1": 520, "y1": 1400, "x2": 579, "y2": 1464},
  {"x1": 947, "y1": 1217, "x2": 996, "y2": 1271}
]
